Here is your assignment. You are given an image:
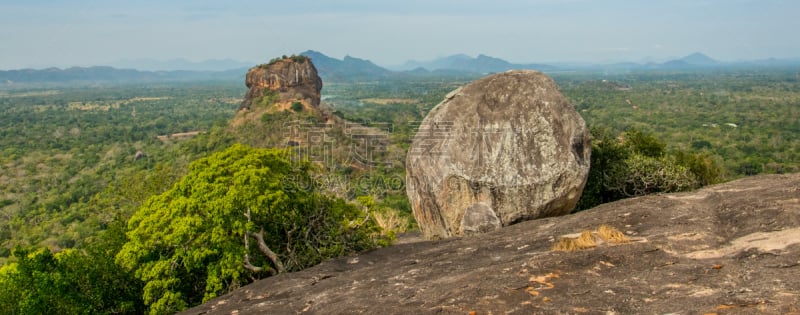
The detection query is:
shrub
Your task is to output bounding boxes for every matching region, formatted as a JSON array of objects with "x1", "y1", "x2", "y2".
[
  {"x1": 291, "y1": 102, "x2": 304, "y2": 112},
  {"x1": 576, "y1": 127, "x2": 720, "y2": 211},
  {"x1": 604, "y1": 154, "x2": 698, "y2": 197},
  {"x1": 256, "y1": 90, "x2": 279, "y2": 108}
]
